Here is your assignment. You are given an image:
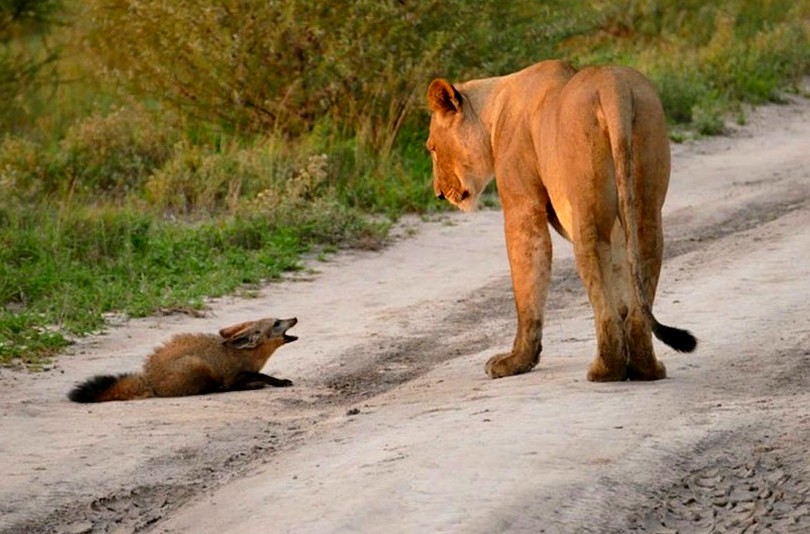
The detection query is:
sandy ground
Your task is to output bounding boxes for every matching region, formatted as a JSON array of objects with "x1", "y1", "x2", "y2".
[{"x1": 2, "y1": 90, "x2": 810, "y2": 533}]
